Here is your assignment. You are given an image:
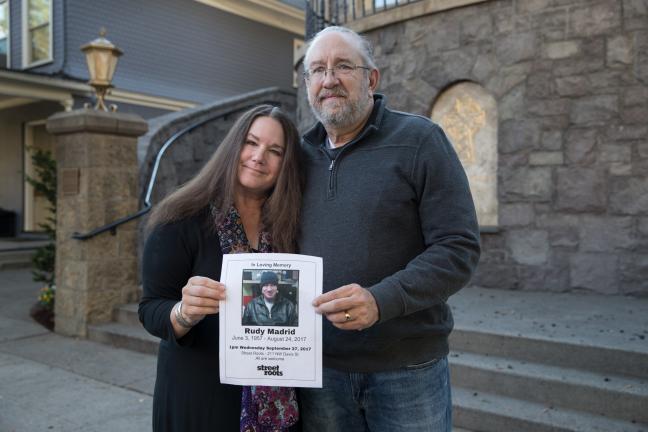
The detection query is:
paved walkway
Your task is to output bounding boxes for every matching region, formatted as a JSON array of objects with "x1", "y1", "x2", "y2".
[
  {"x1": 0, "y1": 268, "x2": 155, "y2": 432},
  {"x1": 0, "y1": 266, "x2": 645, "y2": 431}
]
